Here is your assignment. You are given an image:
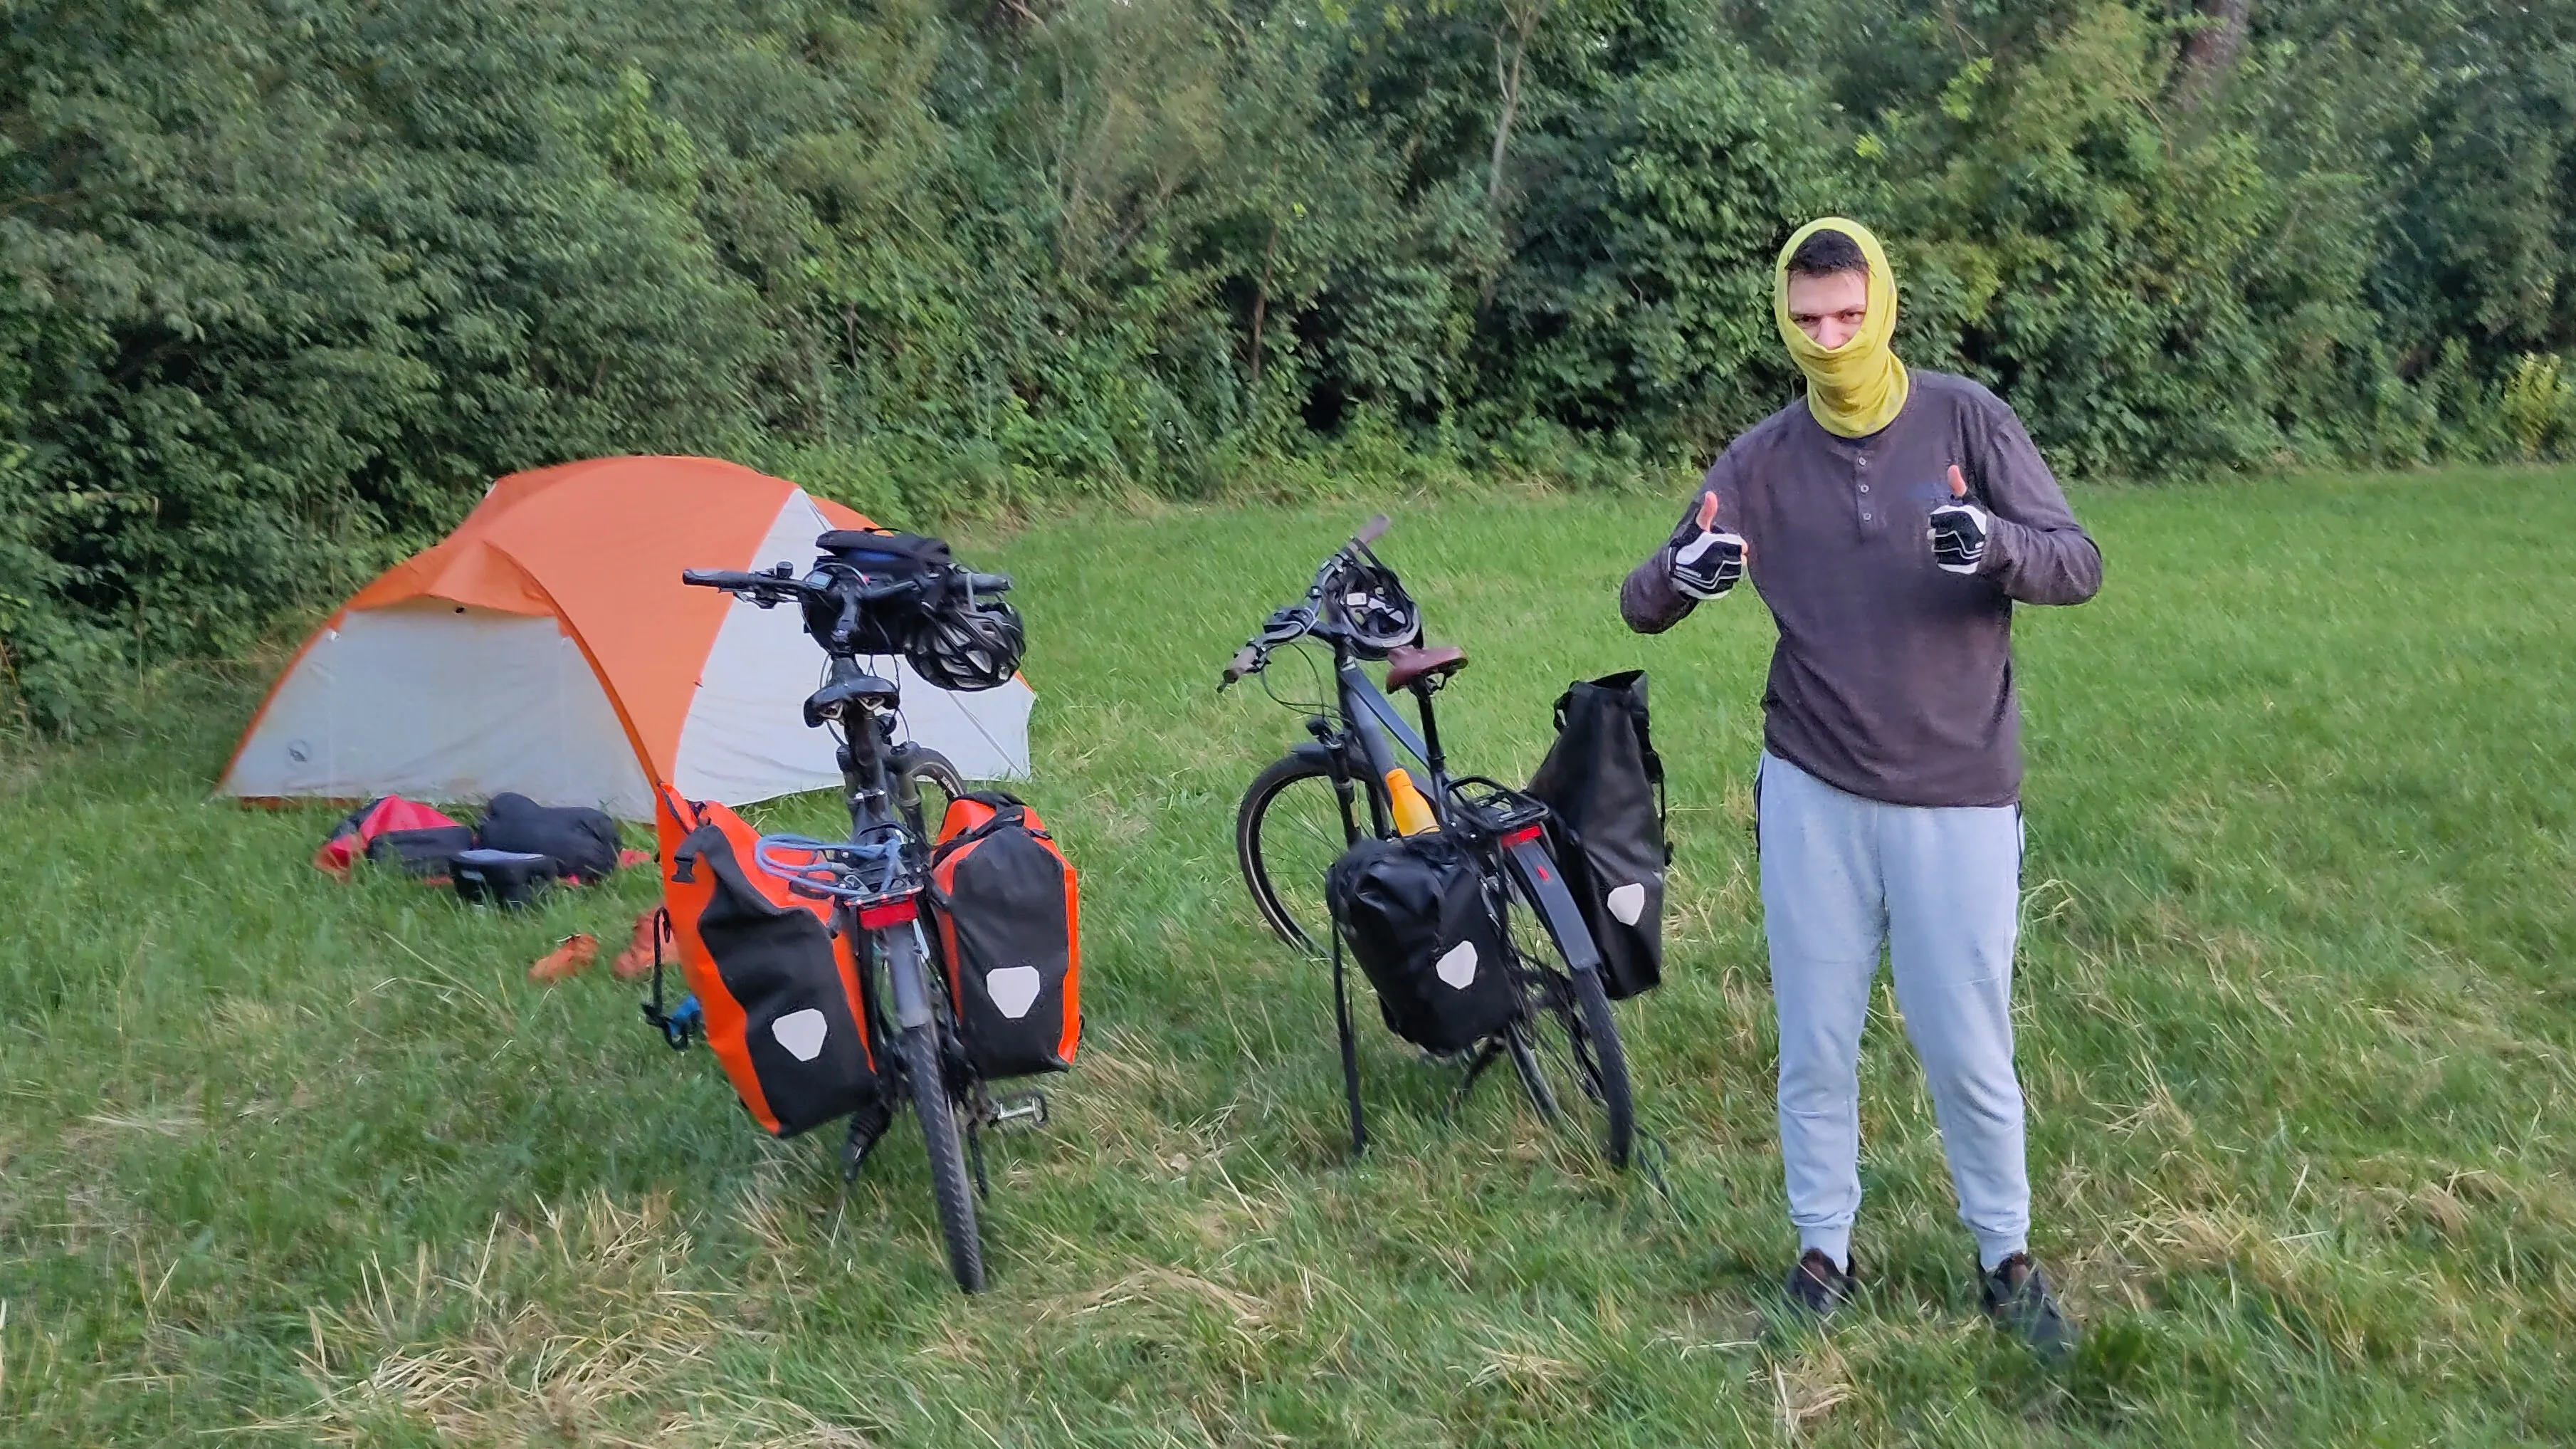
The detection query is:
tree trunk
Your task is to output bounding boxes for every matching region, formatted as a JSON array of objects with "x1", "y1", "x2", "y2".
[
  {"x1": 1247, "y1": 223, "x2": 1277, "y2": 399},
  {"x1": 2173, "y1": 0, "x2": 2249, "y2": 108},
  {"x1": 1487, "y1": 3, "x2": 1539, "y2": 209}
]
